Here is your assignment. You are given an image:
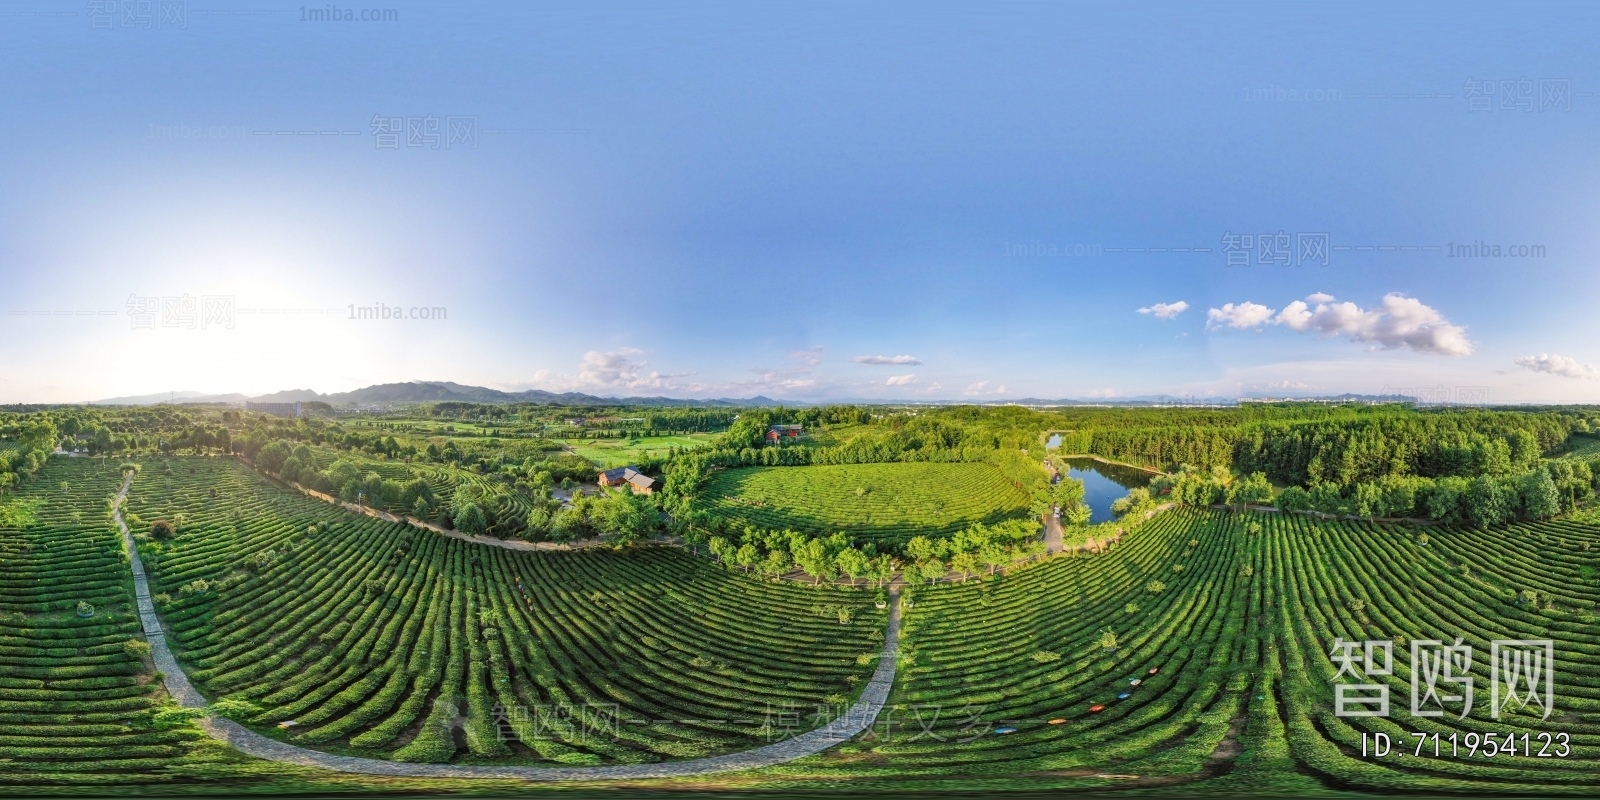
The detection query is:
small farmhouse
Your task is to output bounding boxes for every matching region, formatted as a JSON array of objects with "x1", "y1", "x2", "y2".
[
  {"x1": 598, "y1": 466, "x2": 656, "y2": 494},
  {"x1": 766, "y1": 424, "x2": 803, "y2": 443}
]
